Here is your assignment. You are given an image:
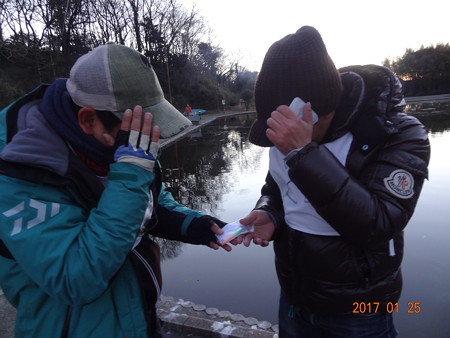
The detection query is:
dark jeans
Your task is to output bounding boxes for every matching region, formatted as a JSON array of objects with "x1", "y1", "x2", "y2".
[{"x1": 279, "y1": 293, "x2": 398, "y2": 338}]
